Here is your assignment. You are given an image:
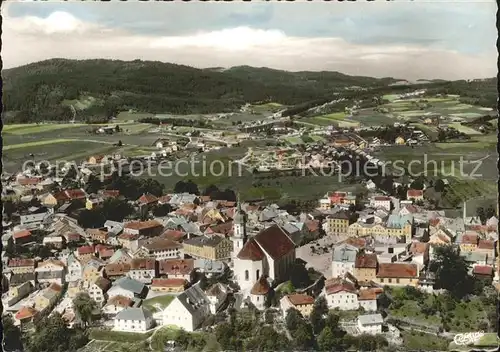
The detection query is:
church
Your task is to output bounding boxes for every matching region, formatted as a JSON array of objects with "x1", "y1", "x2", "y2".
[{"x1": 231, "y1": 200, "x2": 296, "y2": 292}]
